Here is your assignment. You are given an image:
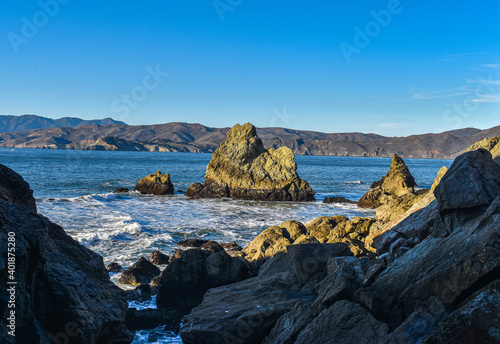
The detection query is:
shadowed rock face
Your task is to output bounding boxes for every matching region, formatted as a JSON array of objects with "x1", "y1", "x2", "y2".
[
  {"x1": 185, "y1": 123, "x2": 315, "y2": 202},
  {"x1": 0, "y1": 164, "x2": 132, "y2": 344}
]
